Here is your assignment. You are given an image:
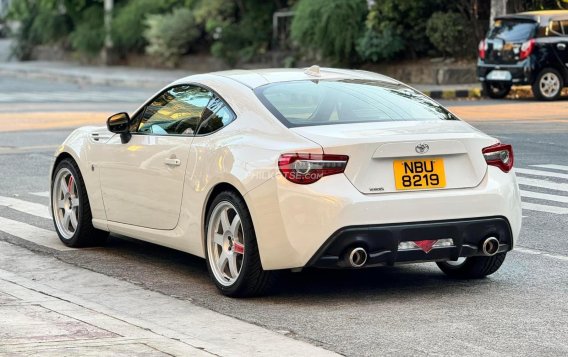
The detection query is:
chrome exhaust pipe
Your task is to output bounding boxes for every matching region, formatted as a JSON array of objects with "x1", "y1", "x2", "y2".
[
  {"x1": 481, "y1": 237, "x2": 500, "y2": 256},
  {"x1": 347, "y1": 247, "x2": 368, "y2": 268}
]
